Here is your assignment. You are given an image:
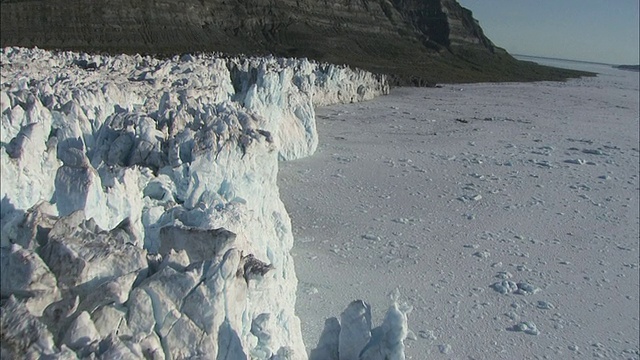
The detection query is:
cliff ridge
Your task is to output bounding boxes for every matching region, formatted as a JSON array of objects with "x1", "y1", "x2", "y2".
[{"x1": 0, "y1": 0, "x2": 589, "y2": 84}]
